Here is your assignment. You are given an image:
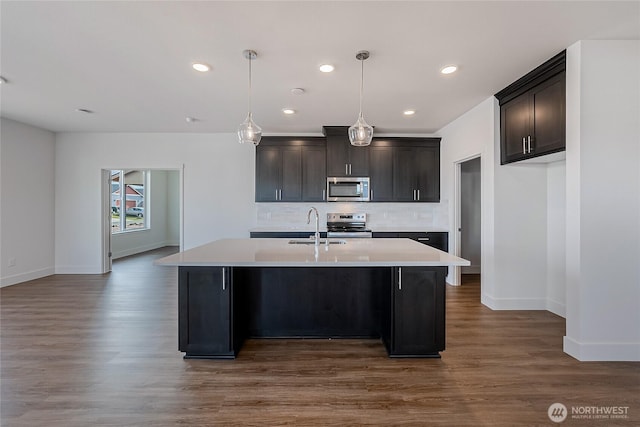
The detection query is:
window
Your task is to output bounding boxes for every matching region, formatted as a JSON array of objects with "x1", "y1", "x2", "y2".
[{"x1": 111, "y1": 170, "x2": 149, "y2": 233}]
